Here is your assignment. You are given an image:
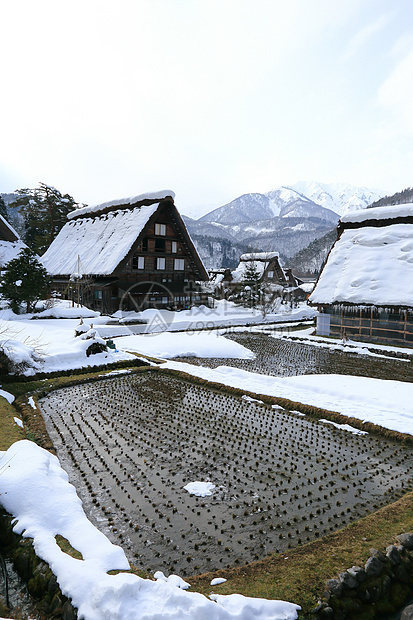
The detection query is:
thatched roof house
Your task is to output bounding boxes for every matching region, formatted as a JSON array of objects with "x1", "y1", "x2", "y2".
[
  {"x1": 308, "y1": 203, "x2": 413, "y2": 345},
  {"x1": 0, "y1": 214, "x2": 26, "y2": 271},
  {"x1": 231, "y1": 252, "x2": 292, "y2": 286},
  {"x1": 42, "y1": 191, "x2": 209, "y2": 313}
]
